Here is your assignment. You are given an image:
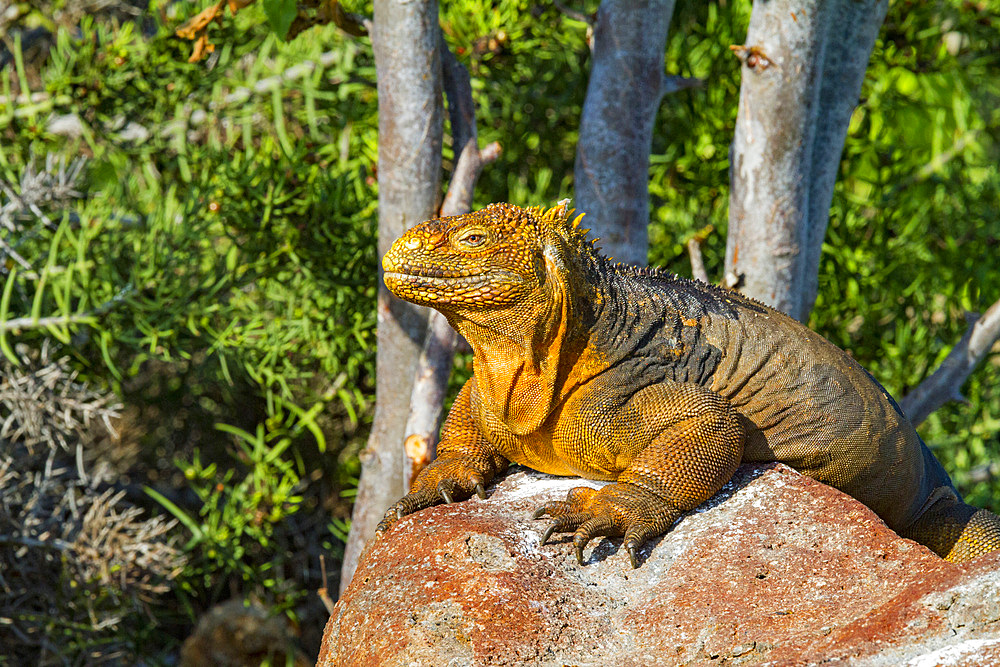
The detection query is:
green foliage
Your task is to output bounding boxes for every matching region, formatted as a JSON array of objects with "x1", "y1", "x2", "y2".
[
  {"x1": 262, "y1": 0, "x2": 298, "y2": 39},
  {"x1": 2, "y1": 6, "x2": 377, "y2": 658},
  {"x1": 147, "y1": 420, "x2": 307, "y2": 616}
]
